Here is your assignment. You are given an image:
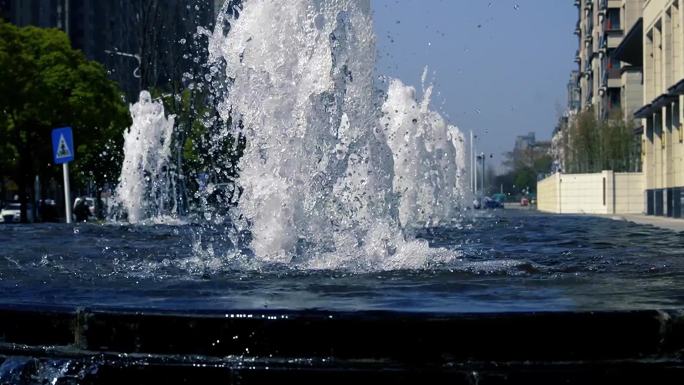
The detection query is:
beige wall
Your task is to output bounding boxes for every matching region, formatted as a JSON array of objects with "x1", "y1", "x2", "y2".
[
  {"x1": 538, "y1": 173, "x2": 560, "y2": 213},
  {"x1": 643, "y1": 0, "x2": 684, "y2": 192},
  {"x1": 622, "y1": 69, "x2": 644, "y2": 118},
  {"x1": 537, "y1": 172, "x2": 644, "y2": 214},
  {"x1": 615, "y1": 173, "x2": 646, "y2": 212}
]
